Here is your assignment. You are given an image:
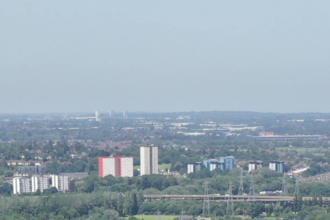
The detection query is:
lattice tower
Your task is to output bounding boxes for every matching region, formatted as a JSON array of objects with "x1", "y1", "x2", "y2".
[
  {"x1": 248, "y1": 170, "x2": 255, "y2": 202},
  {"x1": 238, "y1": 169, "x2": 244, "y2": 195},
  {"x1": 282, "y1": 174, "x2": 288, "y2": 196},
  {"x1": 226, "y1": 181, "x2": 234, "y2": 216},
  {"x1": 156, "y1": 209, "x2": 162, "y2": 220},
  {"x1": 203, "y1": 182, "x2": 210, "y2": 217}
]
